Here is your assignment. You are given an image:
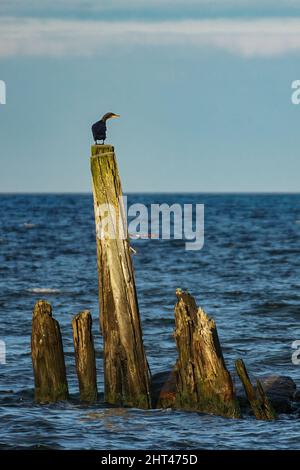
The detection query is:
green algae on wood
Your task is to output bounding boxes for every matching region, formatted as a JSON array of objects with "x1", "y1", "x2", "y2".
[
  {"x1": 90, "y1": 144, "x2": 151, "y2": 409},
  {"x1": 72, "y1": 310, "x2": 98, "y2": 402},
  {"x1": 174, "y1": 290, "x2": 240, "y2": 418},
  {"x1": 31, "y1": 300, "x2": 68, "y2": 403}
]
